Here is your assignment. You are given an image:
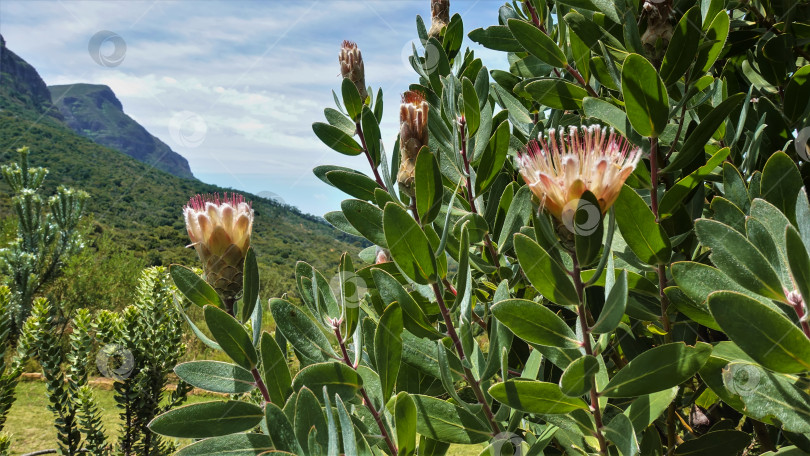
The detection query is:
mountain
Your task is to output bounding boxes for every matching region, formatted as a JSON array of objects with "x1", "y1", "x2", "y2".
[
  {"x1": 48, "y1": 83, "x2": 194, "y2": 179},
  {"x1": 0, "y1": 35, "x2": 364, "y2": 300}
]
